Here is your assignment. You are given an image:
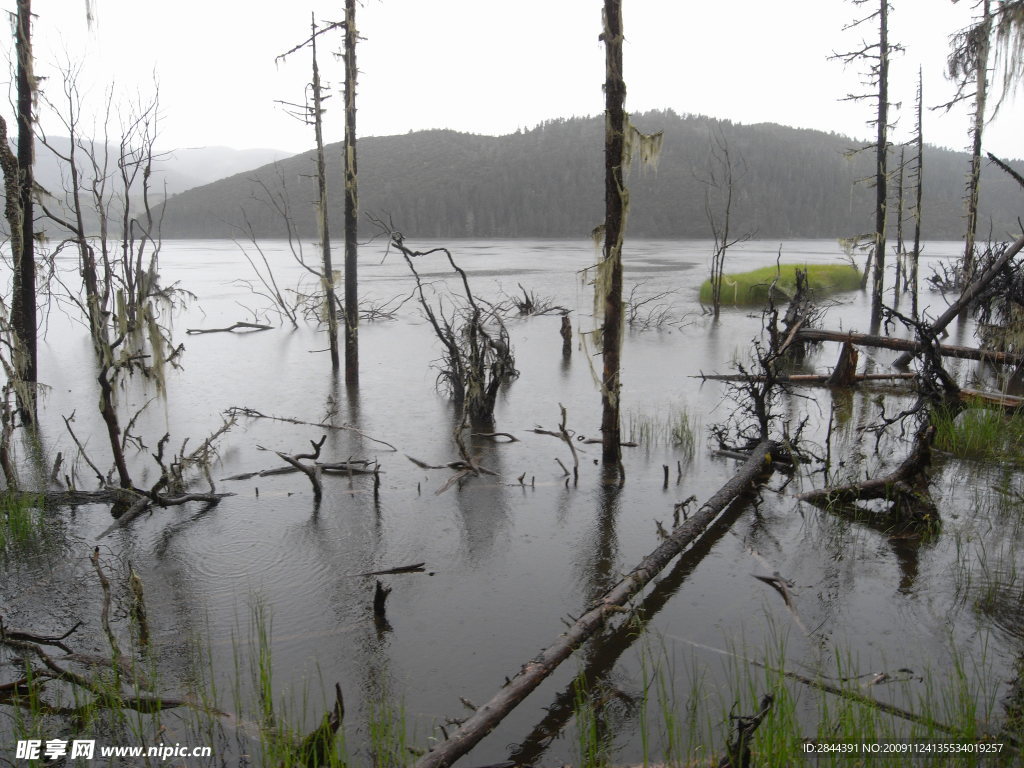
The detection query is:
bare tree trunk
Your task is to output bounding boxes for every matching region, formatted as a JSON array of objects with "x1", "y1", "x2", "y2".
[
  {"x1": 311, "y1": 14, "x2": 340, "y2": 370},
  {"x1": 343, "y1": 0, "x2": 359, "y2": 387},
  {"x1": 600, "y1": 0, "x2": 626, "y2": 468},
  {"x1": 869, "y1": 0, "x2": 890, "y2": 329},
  {"x1": 962, "y1": 0, "x2": 992, "y2": 285},
  {"x1": 11, "y1": 0, "x2": 36, "y2": 419},
  {"x1": 911, "y1": 68, "x2": 924, "y2": 320}
]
